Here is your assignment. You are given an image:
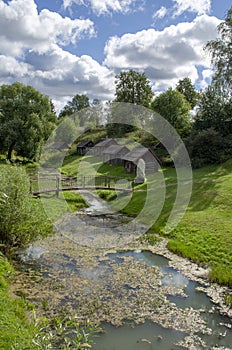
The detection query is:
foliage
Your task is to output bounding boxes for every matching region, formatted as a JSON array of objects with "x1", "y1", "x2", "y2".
[
  {"x1": 176, "y1": 77, "x2": 199, "y2": 109},
  {"x1": 0, "y1": 82, "x2": 56, "y2": 161},
  {"x1": 114, "y1": 70, "x2": 154, "y2": 108},
  {"x1": 0, "y1": 255, "x2": 38, "y2": 349},
  {"x1": 205, "y1": 6, "x2": 232, "y2": 98},
  {"x1": 34, "y1": 314, "x2": 101, "y2": 349},
  {"x1": 0, "y1": 165, "x2": 53, "y2": 253},
  {"x1": 54, "y1": 116, "x2": 79, "y2": 144},
  {"x1": 194, "y1": 86, "x2": 232, "y2": 135},
  {"x1": 185, "y1": 128, "x2": 232, "y2": 168},
  {"x1": 59, "y1": 94, "x2": 90, "y2": 120},
  {"x1": 151, "y1": 87, "x2": 192, "y2": 136}
]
